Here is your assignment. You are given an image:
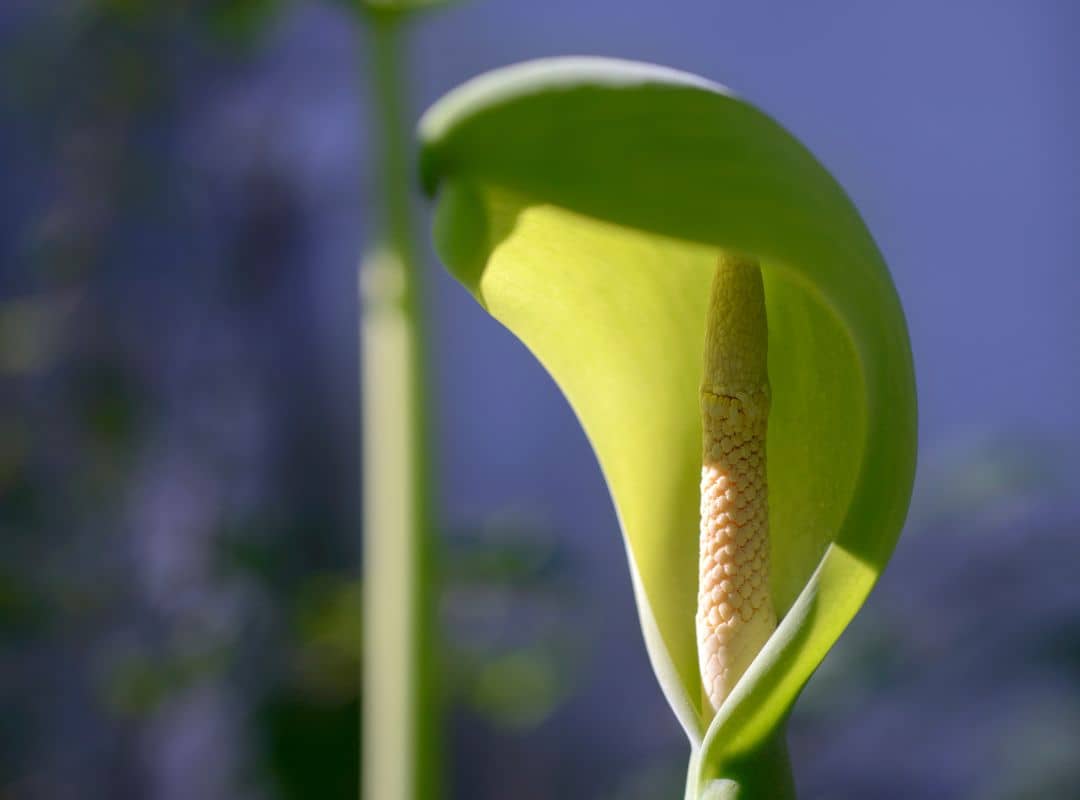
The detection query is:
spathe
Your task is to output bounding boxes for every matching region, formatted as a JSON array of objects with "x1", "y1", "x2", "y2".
[{"x1": 419, "y1": 56, "x2": 916, "y2": 796}]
